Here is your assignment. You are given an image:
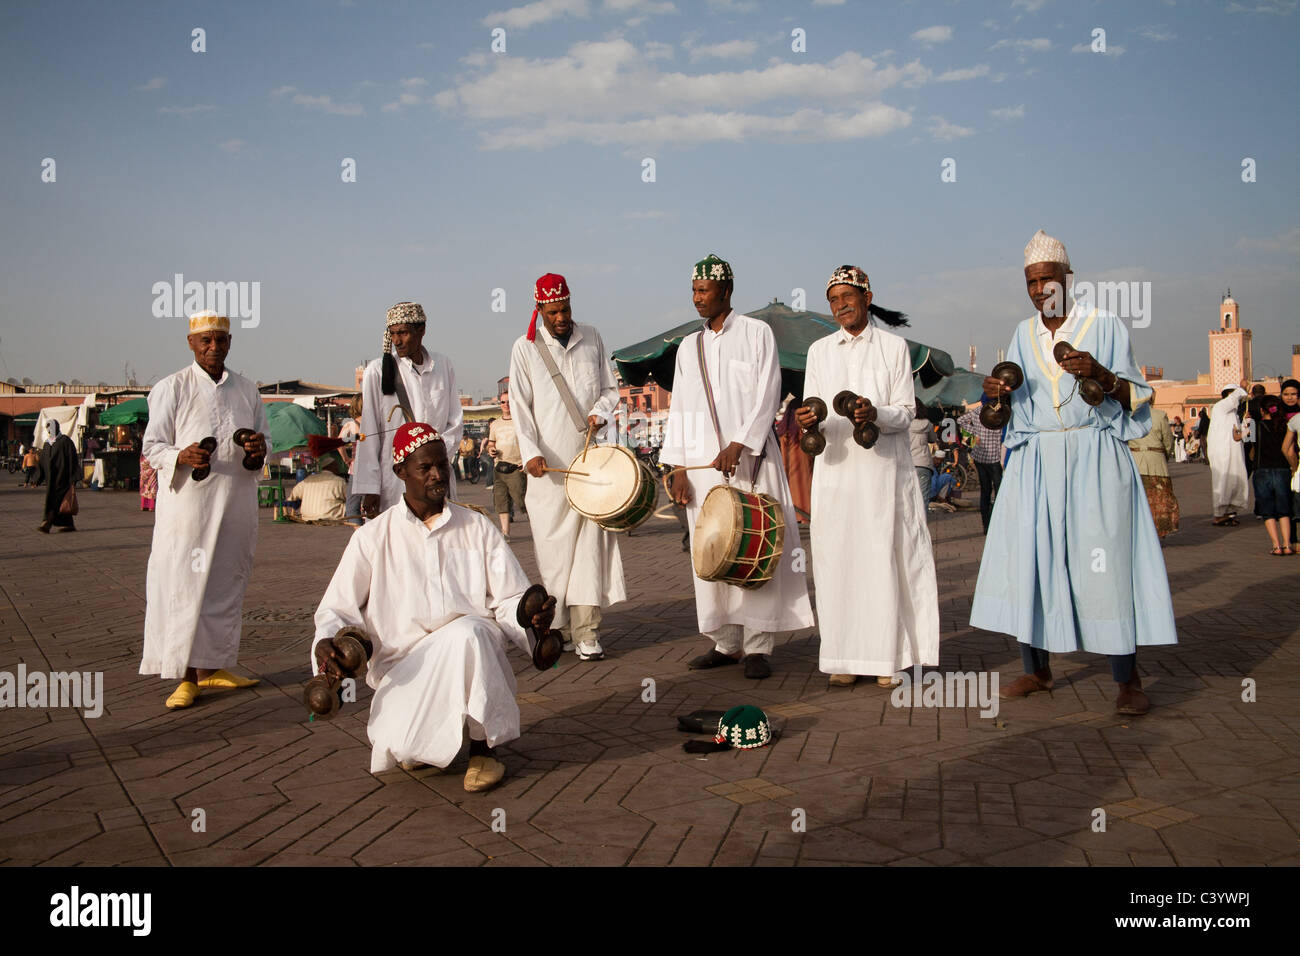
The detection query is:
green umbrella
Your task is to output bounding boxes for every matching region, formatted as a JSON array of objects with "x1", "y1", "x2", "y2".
[
  {"x1": 99, "y1": 397, "x2": 150, "y2": 425},
  {"x1": 611, "y1": 300, "x2": 955, "y2": 398},
  {"x1": 265, "y1": 402, "x2": 327, "y2": 453}
]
